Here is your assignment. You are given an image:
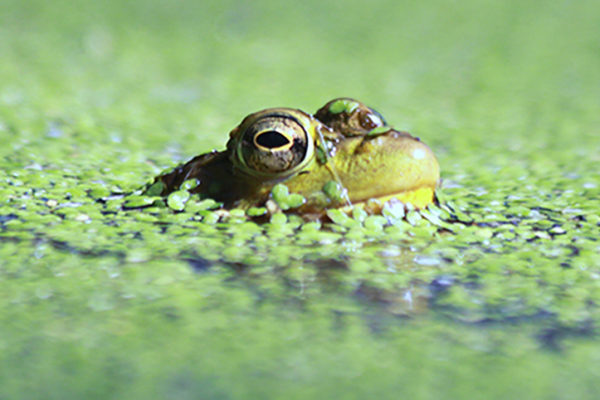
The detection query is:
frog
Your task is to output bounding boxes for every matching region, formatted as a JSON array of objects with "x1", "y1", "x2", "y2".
[{"x1": 148, "y1": 98, "x2": 439, "y2": 216}]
